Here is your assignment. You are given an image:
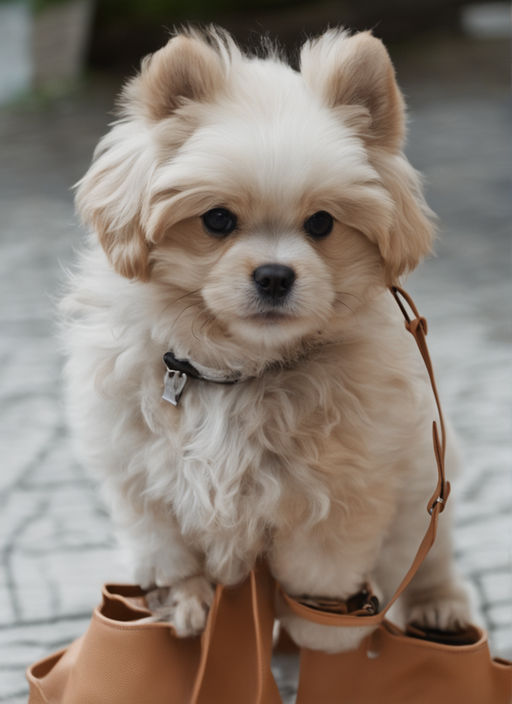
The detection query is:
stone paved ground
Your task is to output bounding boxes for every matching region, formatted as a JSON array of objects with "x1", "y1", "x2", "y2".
[{"x1": 1, "y1": 34, "x2": 510, "y2": 703}]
